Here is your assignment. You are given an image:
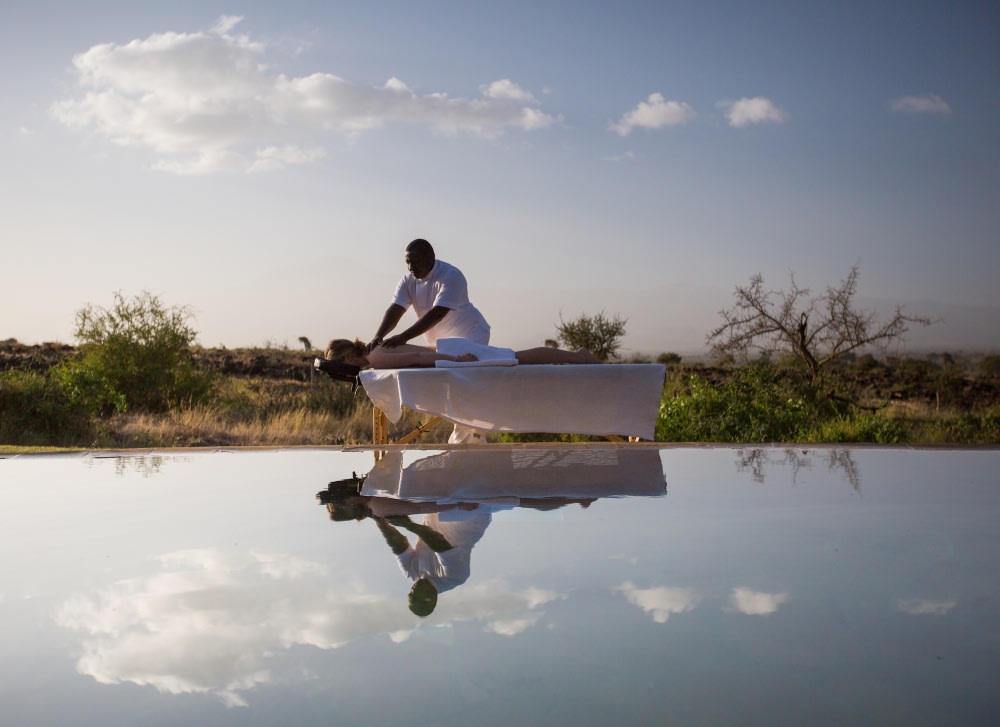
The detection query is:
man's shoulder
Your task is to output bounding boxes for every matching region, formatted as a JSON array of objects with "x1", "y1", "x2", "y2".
[{"x1": 432, "y1": 259, "x2": 464, "y2": 279}]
